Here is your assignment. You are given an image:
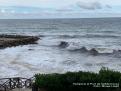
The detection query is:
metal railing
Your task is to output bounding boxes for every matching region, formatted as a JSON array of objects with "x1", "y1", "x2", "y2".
[{"x1": 0, "y1": 77, "x2": 35, "y2": 91}]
